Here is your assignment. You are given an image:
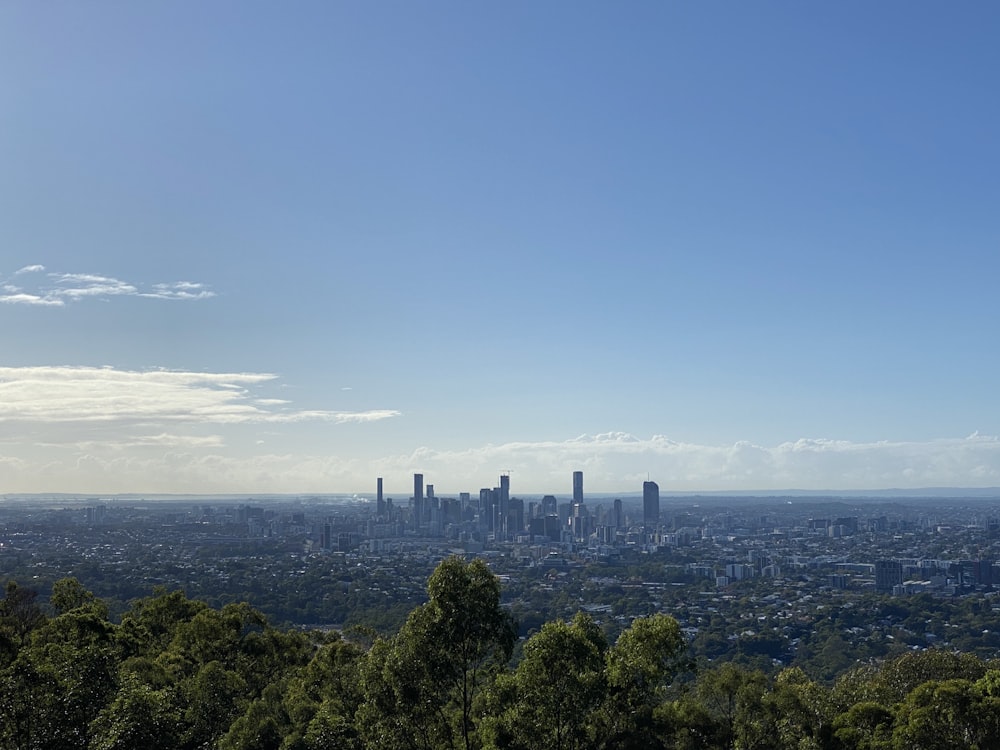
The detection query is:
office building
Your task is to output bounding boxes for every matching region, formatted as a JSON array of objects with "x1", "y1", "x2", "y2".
[
  {"x1": 643, "y1": 480, "x2": 660, "y2": 528},
  {"x1": 413, "y1": 473, "x2": 424, "y2": 526},
  {"x1": 875, "y1": 560, "x2": 903, "y2": 592},
  {"x1": 573, "y1": 471, "x2": 584, "y2": 503},
  {"x1": 541, "y1": 495, "x2": 557, "y2": 516}
]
